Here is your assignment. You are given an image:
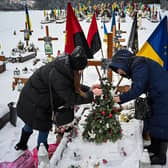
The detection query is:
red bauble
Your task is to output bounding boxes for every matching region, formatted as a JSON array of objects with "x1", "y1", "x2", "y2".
[
  {"x1": 110, "y1": 129, "x2": 113, "y2": 134},
  {"x1": 101, "y1": 110, "x2": 105, "y2": 115},
  {"x1": 109, "y1": 113, "x2": 112, "y2": 118}
]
